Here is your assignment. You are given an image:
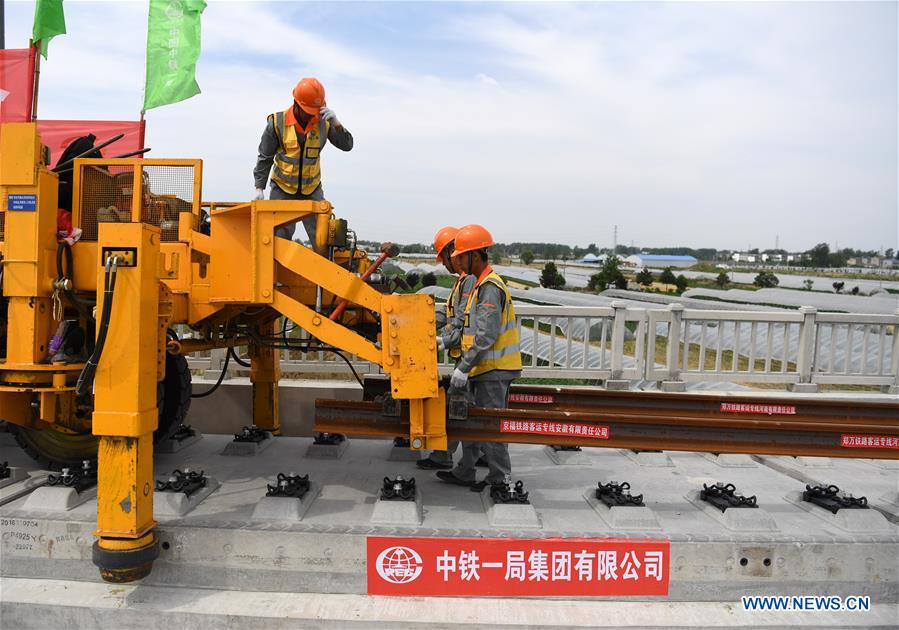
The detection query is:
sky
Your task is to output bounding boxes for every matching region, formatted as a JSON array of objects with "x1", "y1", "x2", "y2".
[{"x1": 4, "y1": 0, "x2": 898, "y2": 252}]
